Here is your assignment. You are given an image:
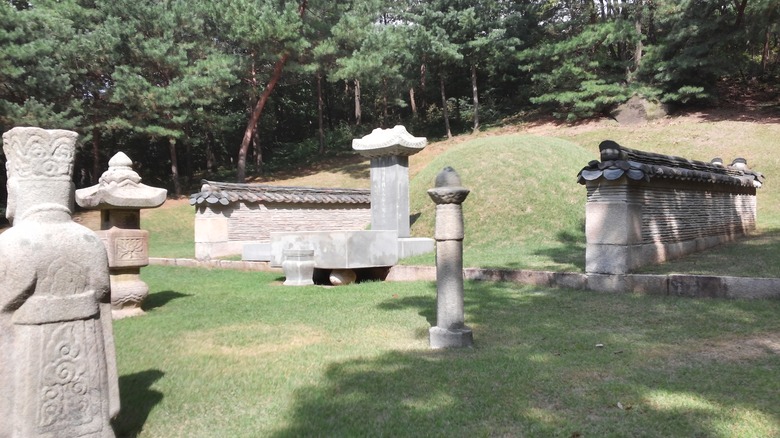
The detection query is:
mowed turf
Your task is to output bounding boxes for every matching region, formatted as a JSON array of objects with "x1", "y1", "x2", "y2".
[{"x1": 112, "y1": 265, "x2": 780, "y2": 437}]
